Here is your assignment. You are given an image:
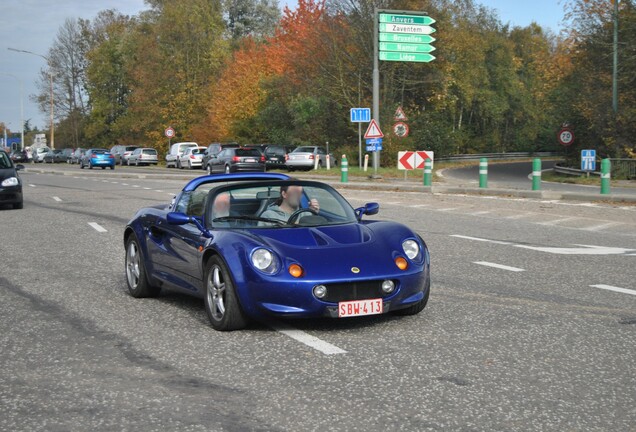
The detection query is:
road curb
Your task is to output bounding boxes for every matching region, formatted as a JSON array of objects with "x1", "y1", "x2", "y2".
[{"x1": 24, "y1": 167, "x2": 636, "y2": 204}]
